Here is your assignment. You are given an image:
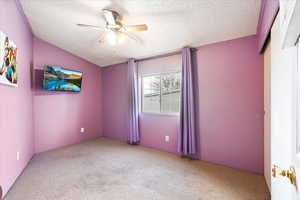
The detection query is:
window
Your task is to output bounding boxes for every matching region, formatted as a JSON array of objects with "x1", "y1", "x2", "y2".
[{"x1": 142, "y1": 72, "x2": 181, "y2": 114}]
